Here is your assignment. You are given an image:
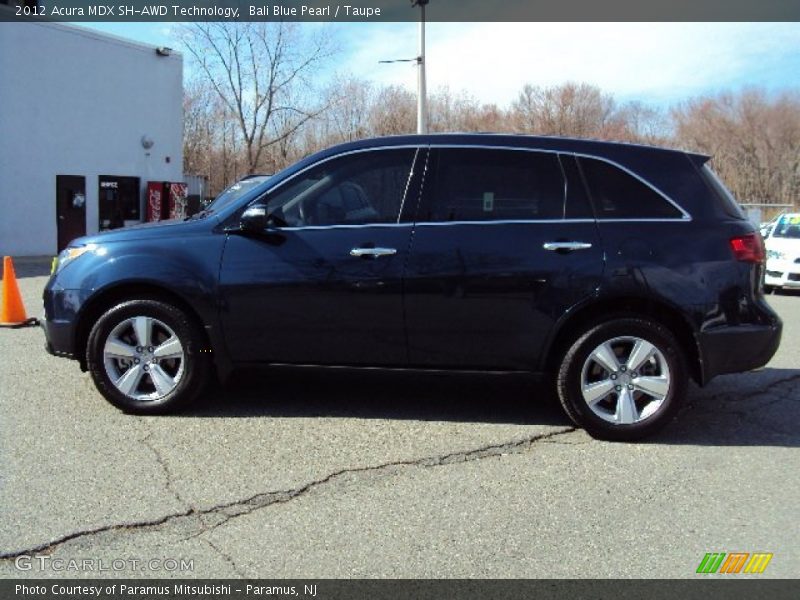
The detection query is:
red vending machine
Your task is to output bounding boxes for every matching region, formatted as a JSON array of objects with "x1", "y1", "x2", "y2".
[
  {"x1": 146, "y1": 182, "x2": 188, "y2": 221},
  {"x1": 168, "y1": 182, "x2": 188, "y2": 220},
  {"x1": 146, "y1": 181, "x2": 166, "y2": 222}
]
